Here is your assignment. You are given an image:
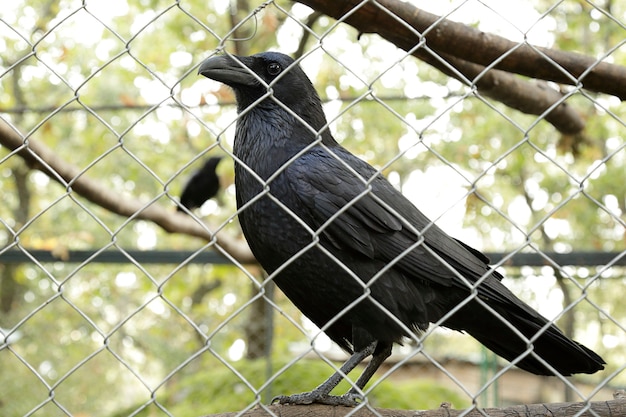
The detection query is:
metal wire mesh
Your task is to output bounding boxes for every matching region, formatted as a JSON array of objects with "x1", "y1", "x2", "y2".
[{"x1": 1, "y1": 1, "x2": 625, "y2": 416}]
